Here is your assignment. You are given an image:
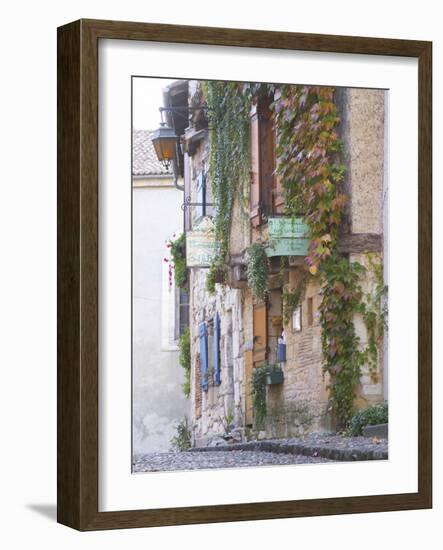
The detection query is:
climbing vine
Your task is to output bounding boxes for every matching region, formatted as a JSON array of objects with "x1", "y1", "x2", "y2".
[
  {"x1": 272, "y1": 85, "x2": 347, "y2": 272},
  {"x1": 271, "y1": 85, "x2": 385, "y2": 427},
  {"x1": 178, "y1": 326, "x2": 191, "y2": 398},
  {"x1": 318, "y1": 255, "x2": 366, "y2": 425},
  {"x1": 251, "y1": 363, "x2": 282, "y2": 428},
  {"x1": 245, "y1": 241, "x2": 269, "y2": 301},
  {"x1": 360, "y1": 254, "x2": 388, "y2": 381},
  {"x1": 202, "y1": 81, "x2": 251, "y2": 291},
  {"x1": 198, "y1": 81, "x2": 387, "y2": 427},
  {"x1": 166, "y1": 232, "x2": 187, "y2": 288}
]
